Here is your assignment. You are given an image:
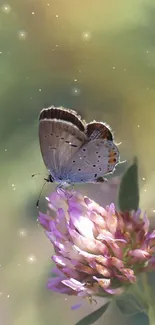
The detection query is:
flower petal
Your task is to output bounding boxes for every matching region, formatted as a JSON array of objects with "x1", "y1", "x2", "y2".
[
  {"x1": 128, "y1": 249, "x2": 150, "y2": 260},
  {"x1": 69, "y1": 207, "x2": 95, "y2": 239},
  {"x1": 146, "y1": 230, "x2": 155, "y2": 247},
  {"x1": 68, "y1": 226, "x2": 107, "y2": 254},
  {"x1": 104, "y1": 287, "x2": 125, "y2": 295},
  {"x1": 89, "y1": 261, "x2": 112, "y2": 277},
  {"x1": 114, "y1": 268, "x2": 136, "y2": 283},
  {"x1": 106, "y1": 203, "x2": 118, "y2": 234},
  {"x1": 145, "y1": 256, "x2": 155, "y2": 271},
  {"x1": 62, "y1": 278, "x2": 86, "y2": 292},
  {"x1": 52, "y1": 255, "x2": 75, "y2": 269},
  {"x1": 84, "y1": 197, "x2": 108, "y2": 217},
  {"x1": 93, "y1": 277, "x2": 111, "y2": 289},
  {"x1": 38, "y1": 212, "x2": 51, "y2": 231}
]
